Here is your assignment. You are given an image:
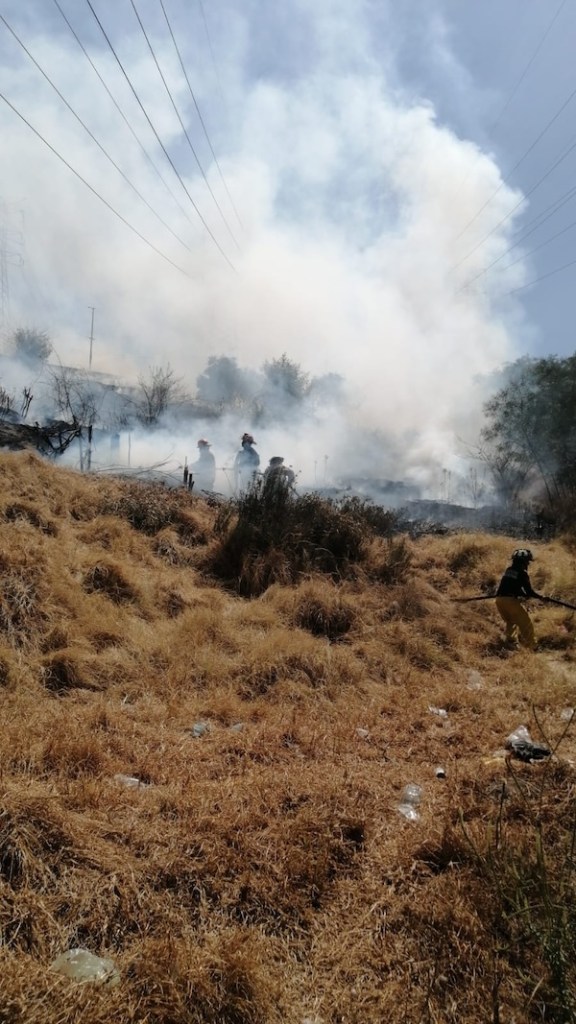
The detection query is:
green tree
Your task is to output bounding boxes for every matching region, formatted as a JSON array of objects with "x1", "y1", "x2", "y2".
[
  {"x1": 196, "y1": 356, "x2": 258, "y2": 409},
  {"x1": 262, "y1": 353, "x2": 310, "y2": 402},
  {"x1": 482, "y1": 355, "x2": 576, "y2": 507}
]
